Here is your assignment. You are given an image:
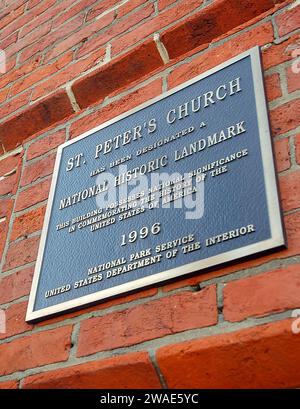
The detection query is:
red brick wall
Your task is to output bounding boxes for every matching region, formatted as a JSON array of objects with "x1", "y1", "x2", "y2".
[{"x1": 0, "y1": 0, "x2": 300, "y2": 389}]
